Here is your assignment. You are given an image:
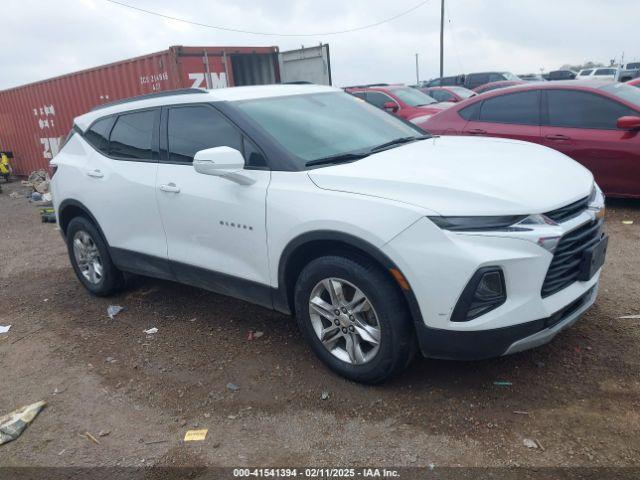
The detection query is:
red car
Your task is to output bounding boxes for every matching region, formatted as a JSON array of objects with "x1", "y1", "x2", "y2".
[
  {"x1": 473, "y1": 80, "x2": 526, "y2": 94},
  {"x1": 627, "y1": 78, "x2": 640, "y2": 88},
  {"x1": 344, "y1": 84, "x2": 452, "y2": 125},
  {"x1": 420, "y1": 86, "x2": 476, "y2": 103},
  {"x1": 420, "y1": 81, "x2": 640, "y2": 198}
]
